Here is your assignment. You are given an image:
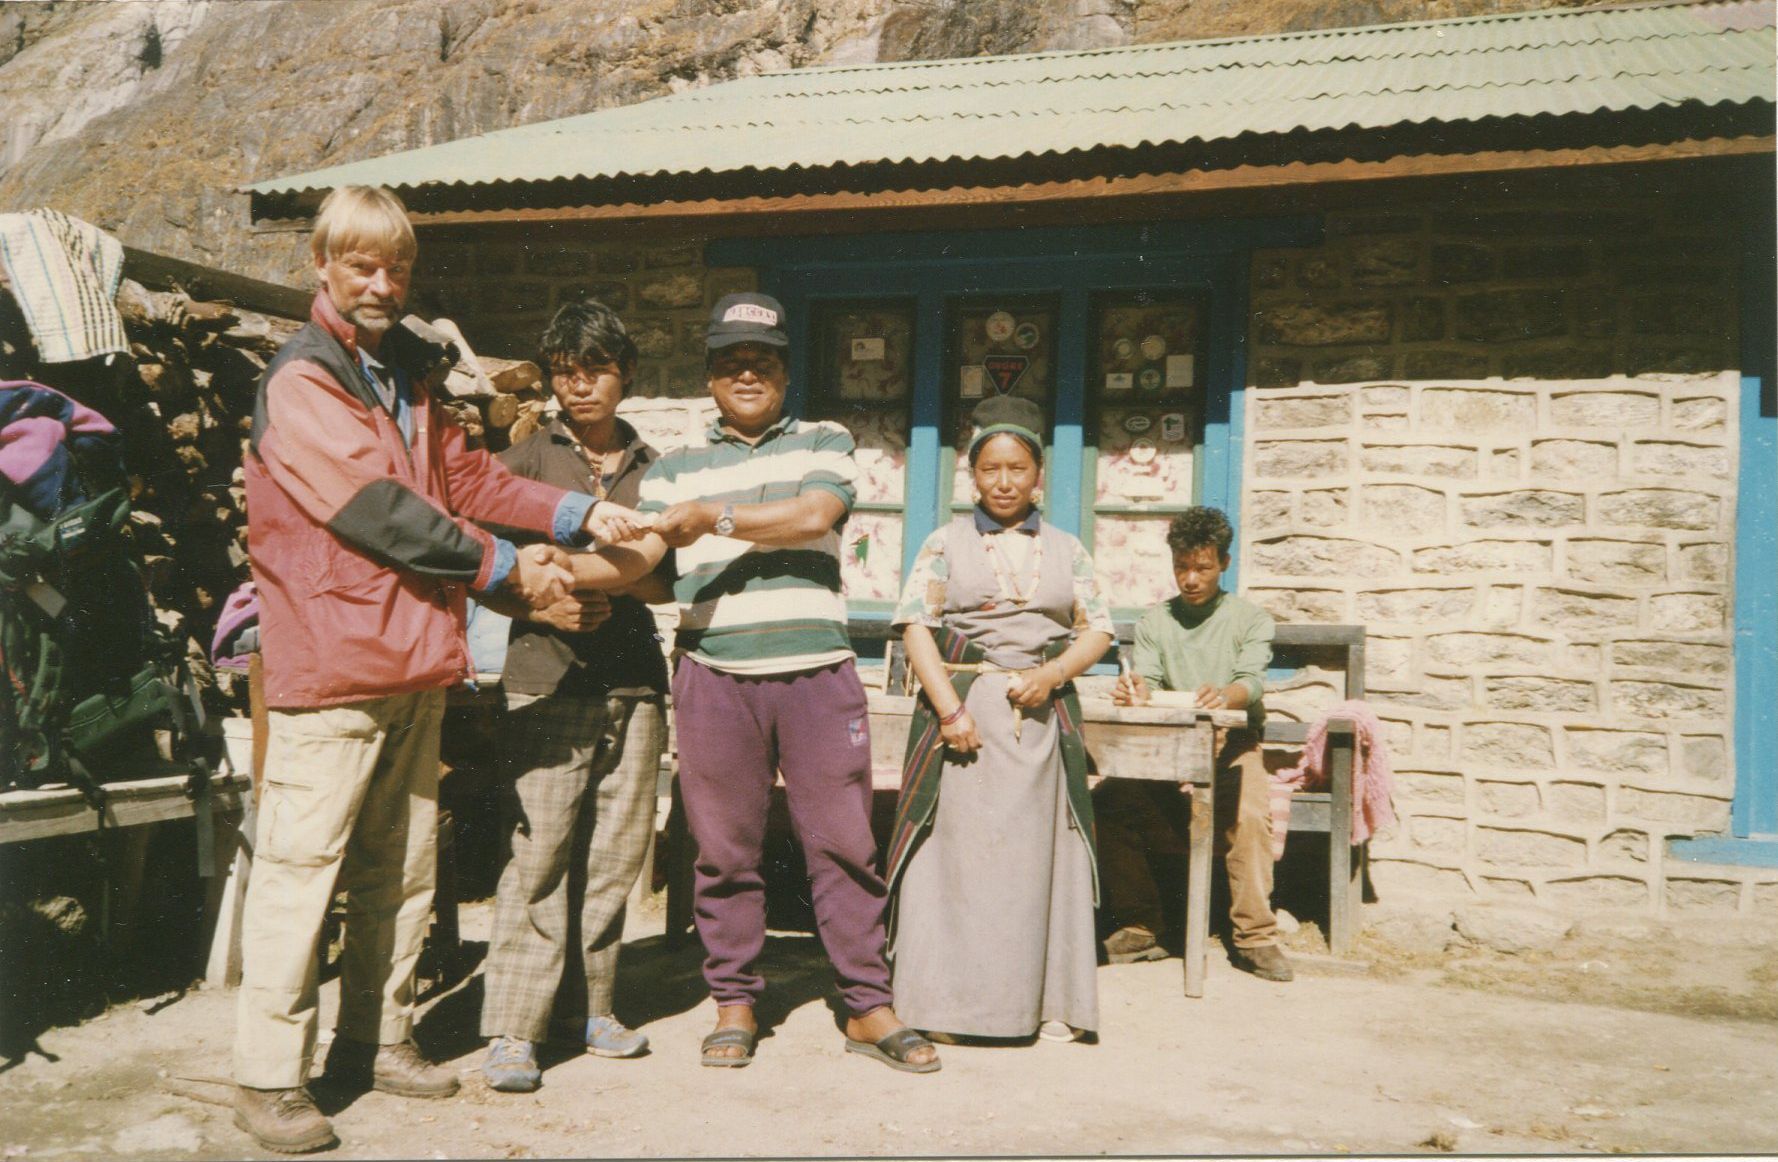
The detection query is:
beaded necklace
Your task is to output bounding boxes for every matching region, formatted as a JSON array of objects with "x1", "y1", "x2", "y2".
[
  {"x1": 980, "y1": 525, "x2": 1043, "y2": 608},
  {"x1": 567, "y1": 427, "x2": 624, "y2": 500}
]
